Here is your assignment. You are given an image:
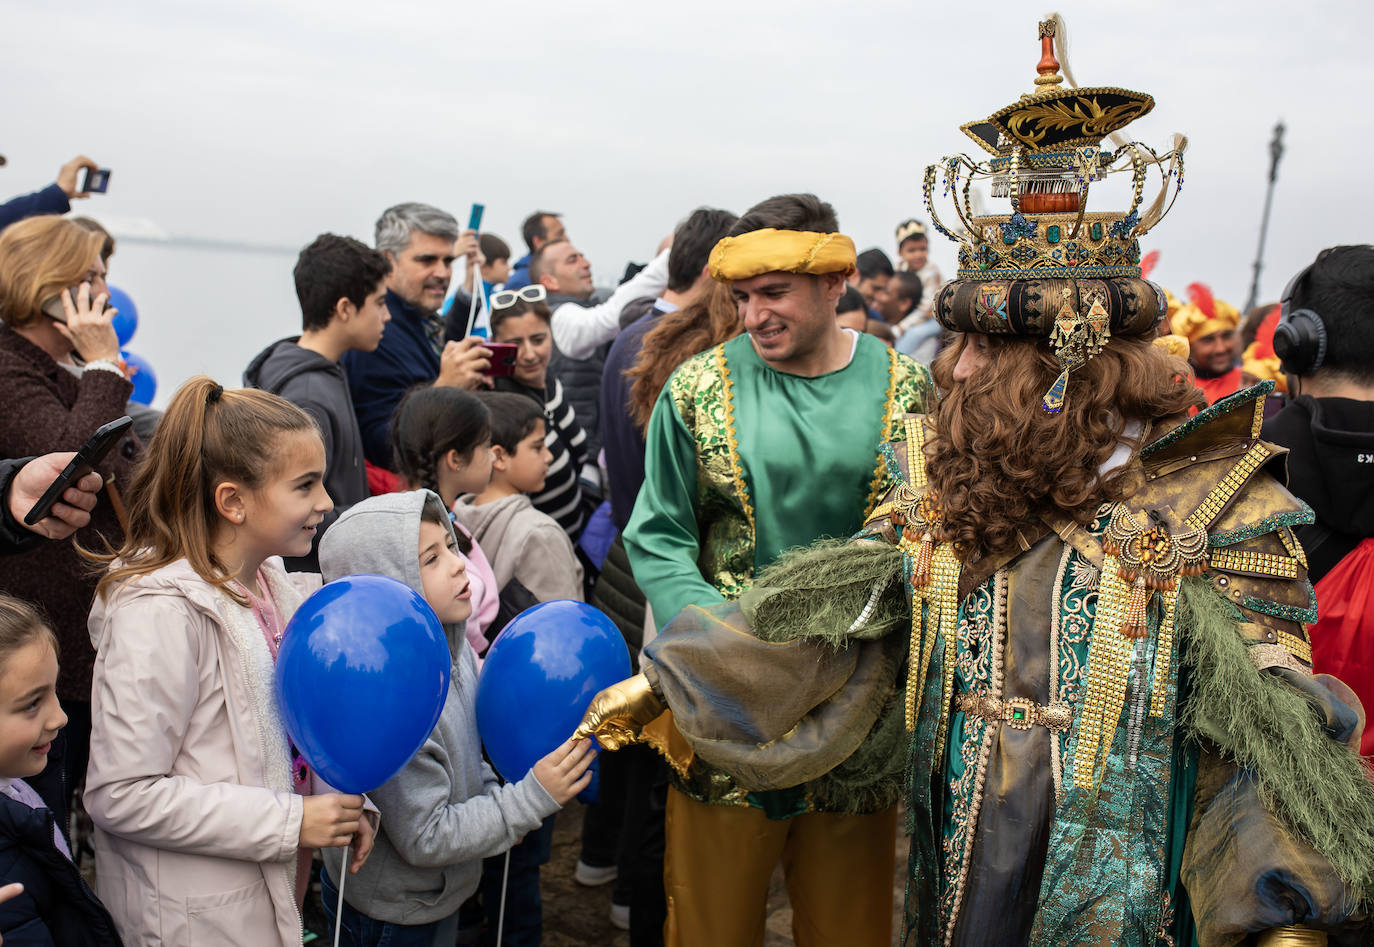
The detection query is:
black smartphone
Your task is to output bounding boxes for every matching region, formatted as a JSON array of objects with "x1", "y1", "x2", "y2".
[
  {"x1": 468, "y1": 203, "x2": 484, "y2": 232},
  {"x1": 23, "y1": 416, "x2": 132, "y2": 526},
  {"x1": 79, "y1": 168, "x2": 111, "y2": 193}
]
